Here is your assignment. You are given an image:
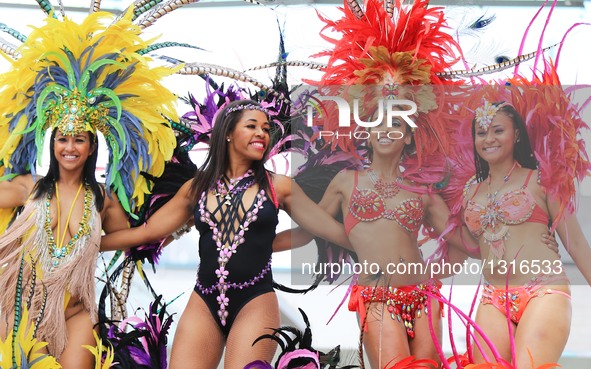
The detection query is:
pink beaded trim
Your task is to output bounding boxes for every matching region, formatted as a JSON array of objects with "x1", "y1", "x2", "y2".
[
  {"x1": 197, "y1": 189, "x2": 268, "y2": 326},
  {"x1": 195, "y1": 259, "x2": 272, "y2": 295},
  {"x1": 225, "y1": 103, "x2": 269, "y2": 115}
]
